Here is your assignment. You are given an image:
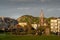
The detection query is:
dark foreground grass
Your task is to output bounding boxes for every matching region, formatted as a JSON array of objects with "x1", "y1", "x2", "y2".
[{"x1": 0, "y1": 34, "x2": 60, "y2": 40}]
